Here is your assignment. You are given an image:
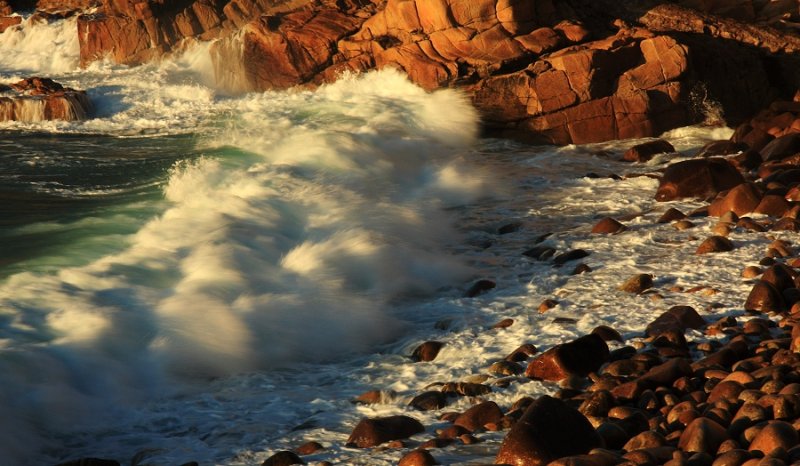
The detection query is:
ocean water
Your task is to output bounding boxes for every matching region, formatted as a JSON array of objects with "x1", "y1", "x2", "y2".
[{"x1": 0, "y1": 16, "x2": 763, "y2": 466}]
